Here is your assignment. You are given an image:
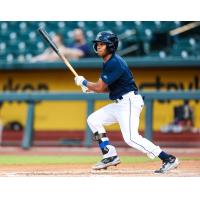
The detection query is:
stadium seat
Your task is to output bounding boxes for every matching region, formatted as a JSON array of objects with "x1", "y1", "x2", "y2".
[
  {"x1": 147, "y1": 50, "x2": 168, "y2": 58},
  {"x1": 93, "y1": 21, "x2": 108, "y2": 34},
  {"x1": 6, "y1": 53, "x2": 14, "y2": 63},
  {"x1": 17, "y1": 54, "x2": 26, "y2": 63},
  {"x1": 0, "y1": 42, "x2": 6, "y2": 53},
  {"x1": 8, "y1": 32, "x2": 18, "y2": 49},
  {"x1": 19, "y1": 22, "x2": 28, "y2": 32},
  {"x1": 56, "y1": 21, "x2": 67, "y2": 34},
  {"x1": 0, "y1": 21, "x2": 200, "y2": 63},
  {"x1": 170, "y1": 44, "x2": 191, "y2": 58},
  {"x1": 85, "y1": 30, "x2": 95, "y2": 41},
  {"x1": 24, "y1": 53, "x2": 33, "y2": 61},
  {"x1": 17, "y1": 42, "x2": 26, "y2": 54},
  {"x1": 0, "y1": 42, "x2": 7, "y2": 60},
  {"x1": 28, "y1": 31, "x2": 37, "y2": 42},
  {"x1": 112, "y1": 21, "x2": 126, "y2": 34},
  {"x1": 0, "y1": 22, "x2": 9, "y2": 35},
  {"x1": 36, "y1": 41, "x2": 45, "y2": 52}
]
